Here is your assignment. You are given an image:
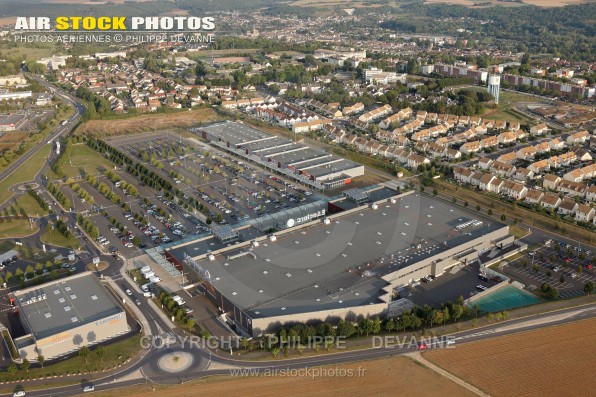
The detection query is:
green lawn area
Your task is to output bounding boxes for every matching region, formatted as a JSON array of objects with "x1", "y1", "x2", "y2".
[
  {"x1": 0, "y1": 334, "x2": 142, "y2": 387},
  {"x1": 47, "y1": 143, "x2": 115, "y2": 180},
  {"x1": 40, "y1": 228, "x2": 81, "y2": 250},
  {"x1": 0, "y1": 46, "x2": 56, "y2": 61},
  {"x1": 0, "y1": 144, "x2": 52, "y2": 205},
  {"x1": 0, "y1": 218, "x2": 38, "y2": 239},
  {"x1": 11, "y1": 194, "x2": 48, "y2": 218},
  {"x1": 465, "y1": 87, "x2": 541, "y2": 125}
]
